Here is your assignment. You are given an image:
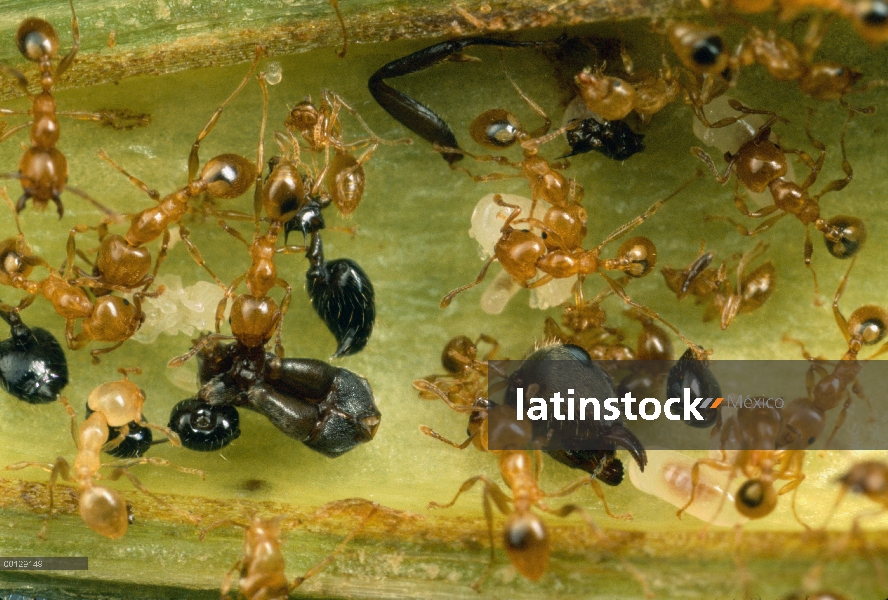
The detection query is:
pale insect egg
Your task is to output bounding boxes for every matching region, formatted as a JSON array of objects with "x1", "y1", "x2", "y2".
[
  {"x1": 264, "y1": 62, "x2": 283, "y2": 85},
  {"x1": 628, "y1": 449, "x2": 748, "y2": 527},
  {"x1": 469, "y1": 193, "x2": 575, "y2": 314},
  {"x1": 130, "y1": 274, "x2": 226, "y2": 344}
]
